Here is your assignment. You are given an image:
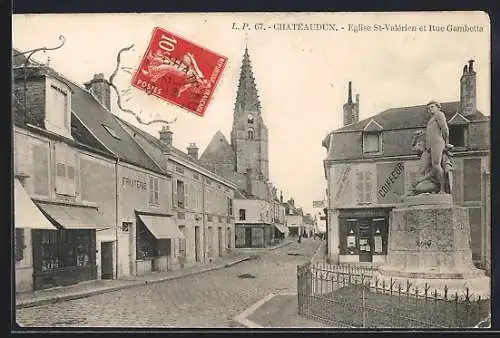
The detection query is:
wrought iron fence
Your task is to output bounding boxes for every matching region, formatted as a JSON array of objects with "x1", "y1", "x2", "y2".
[{"x1": 297, "y1": 261, "x2": 490, "y2": 328}]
